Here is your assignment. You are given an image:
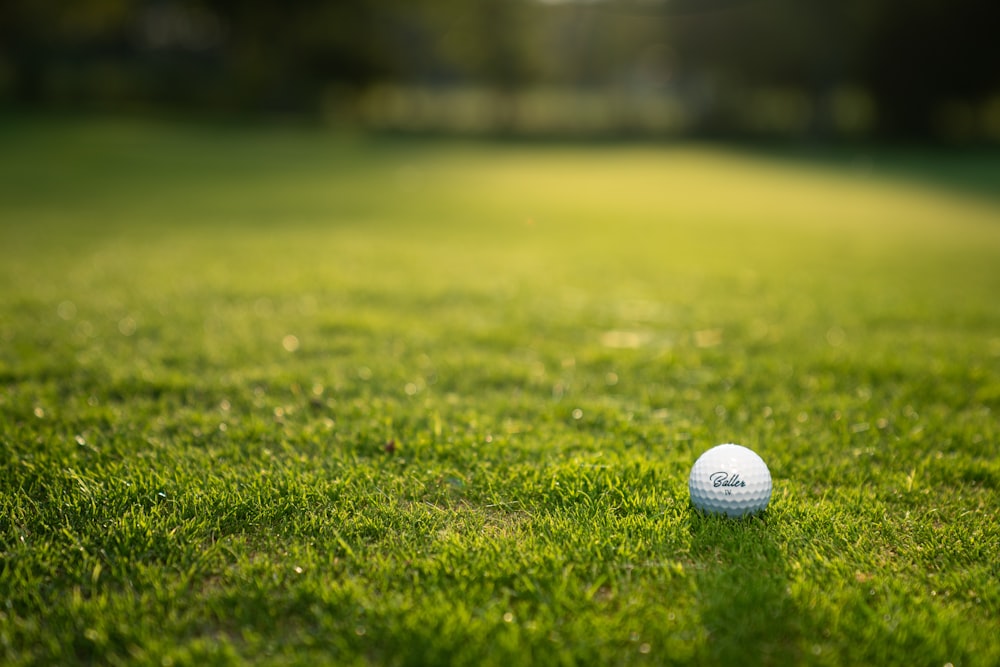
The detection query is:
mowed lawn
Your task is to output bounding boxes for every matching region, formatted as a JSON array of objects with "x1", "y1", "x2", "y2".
[{"x1": 1, "y1": 117, "x2": 998, "y2": 666}]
